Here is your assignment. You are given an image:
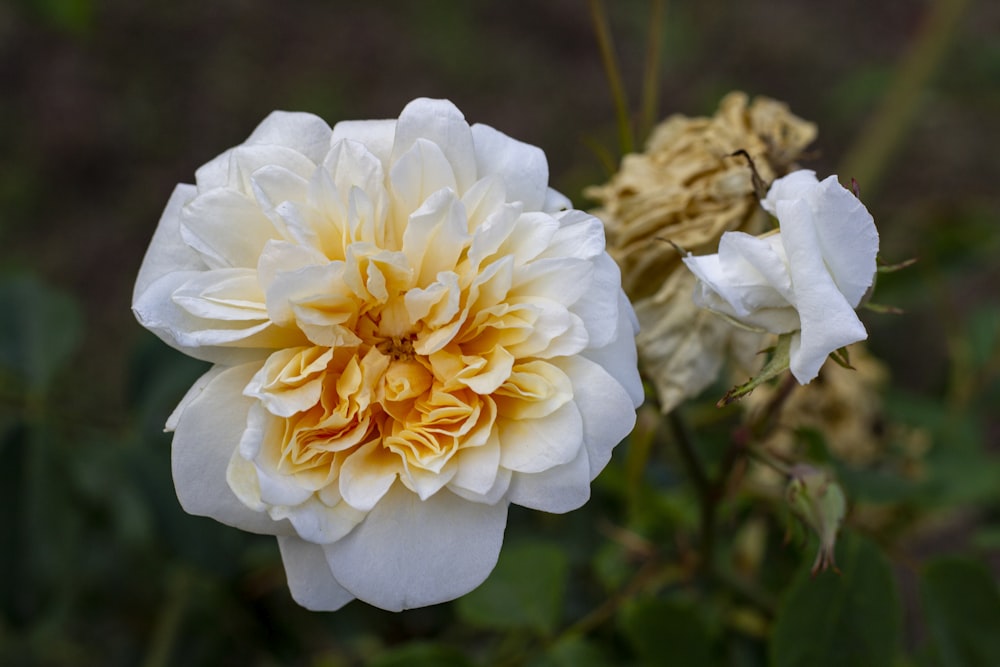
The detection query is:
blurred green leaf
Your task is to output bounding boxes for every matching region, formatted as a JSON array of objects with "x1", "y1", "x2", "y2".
[
  {"x1": 527, "y1": 636, "x2": 612, "y2": 667},
  {"x1": 920, "y1": 557, "x2": 1000, "y2": 667},
  {"x1": 456, "y1": 541, "x2": 569, "y2": 636},
  {"x1": 0, "y1": 275, "x2": 82, "y2": 396},
  {"x1": 771, "y1": 534, "x2": 901, "y2": 667},
  {"x1": 370, "y1": 642, "x2": 474, "y2": 667},
  {"x1": 619, "y1": 597, "x2": 714, "y2": 667},
  {"x1": 20, "y1": 0, "x2": 93, "y2": 34}
]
